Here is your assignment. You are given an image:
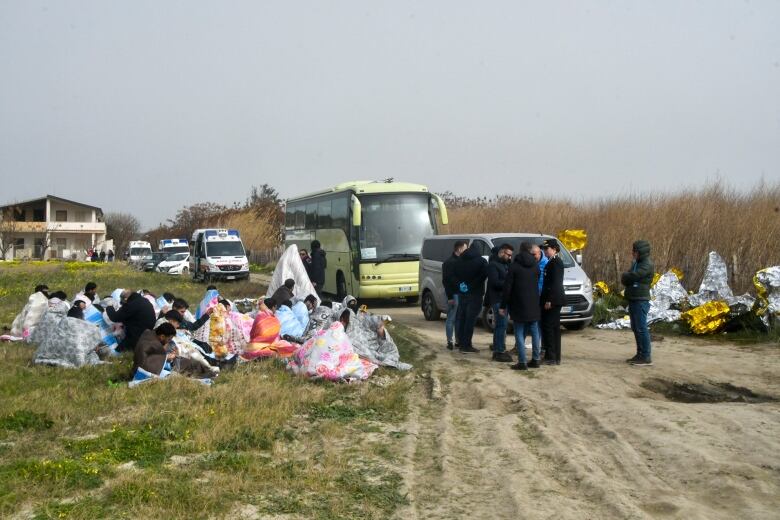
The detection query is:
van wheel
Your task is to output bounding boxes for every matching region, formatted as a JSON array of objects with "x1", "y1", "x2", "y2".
[
  {"x1": 482, "y1": 306, "x2": 496, "y2": 331},
  {"x1": 421, "y1": 291, "x2": 440, "y2": 321},
  {"x1": 182, "y1": 267, "x2": 188, "y2": 276},
  {"x1": 336, "y1": 272, "x2": 347, "y2": 300},
  {"x1": 564, "y1": 321, "x2": 588, "y2": 331}
]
